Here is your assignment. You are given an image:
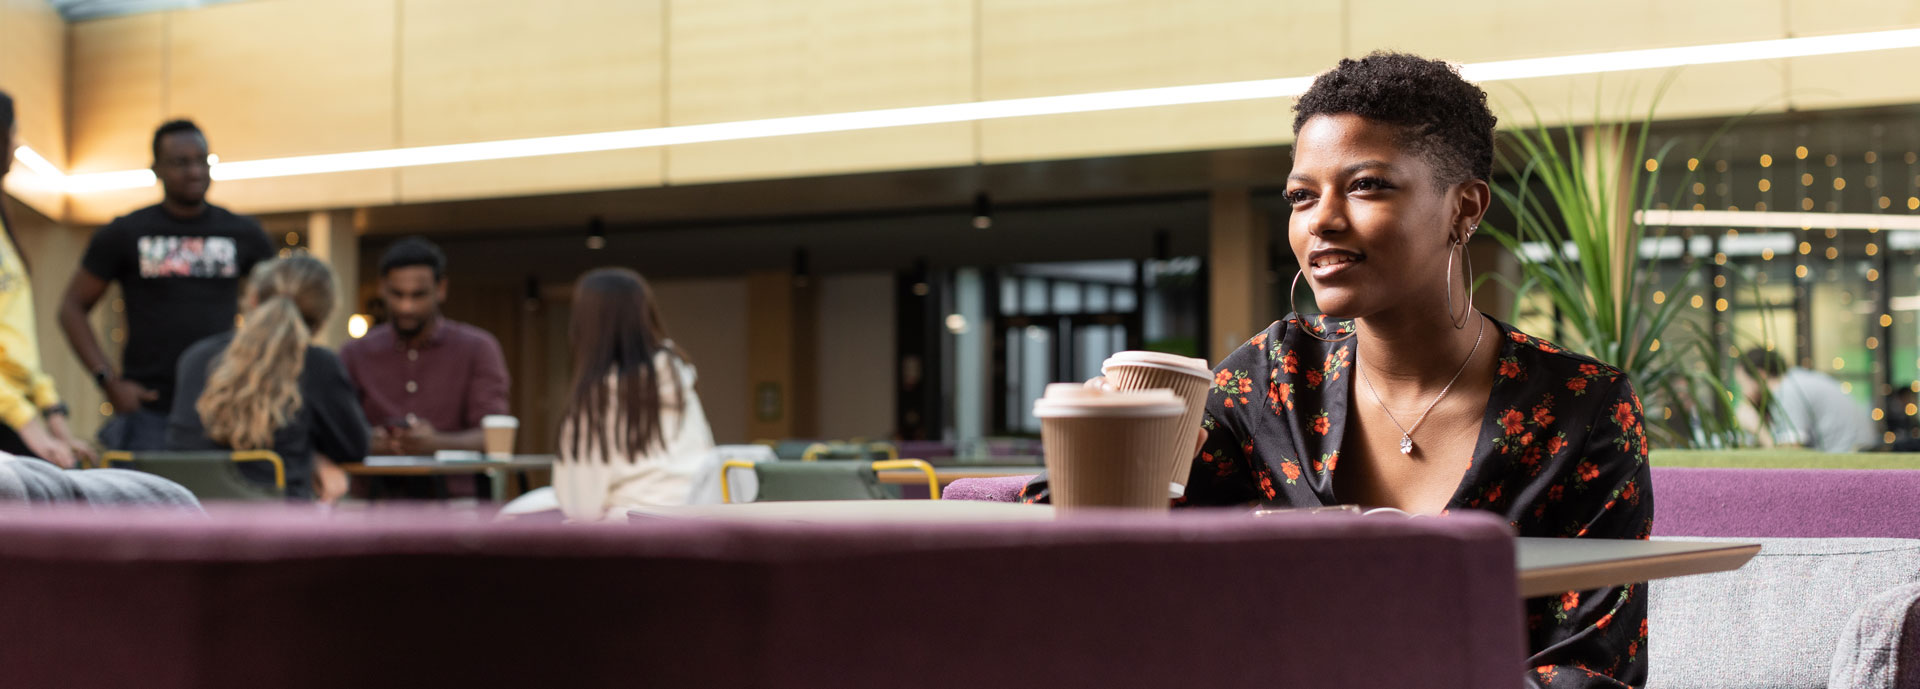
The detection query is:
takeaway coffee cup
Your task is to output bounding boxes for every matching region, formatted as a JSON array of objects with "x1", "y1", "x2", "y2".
[
  {"x1": 1101, "y1": 351, "x2": 1212, "y2": 489},
  {"x1": 1034, "y1": 384, "x2": 1186, "y2": 512},
  {"x1": 481, "y1": 415, "x2": 519, "y2": 460}
]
